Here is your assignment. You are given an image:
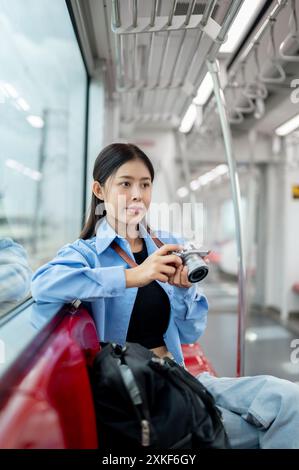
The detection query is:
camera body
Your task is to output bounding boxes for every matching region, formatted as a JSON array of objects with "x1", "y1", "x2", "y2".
[{"x1": 173, "y1": 243, "x2": 210, "y2": 283}]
